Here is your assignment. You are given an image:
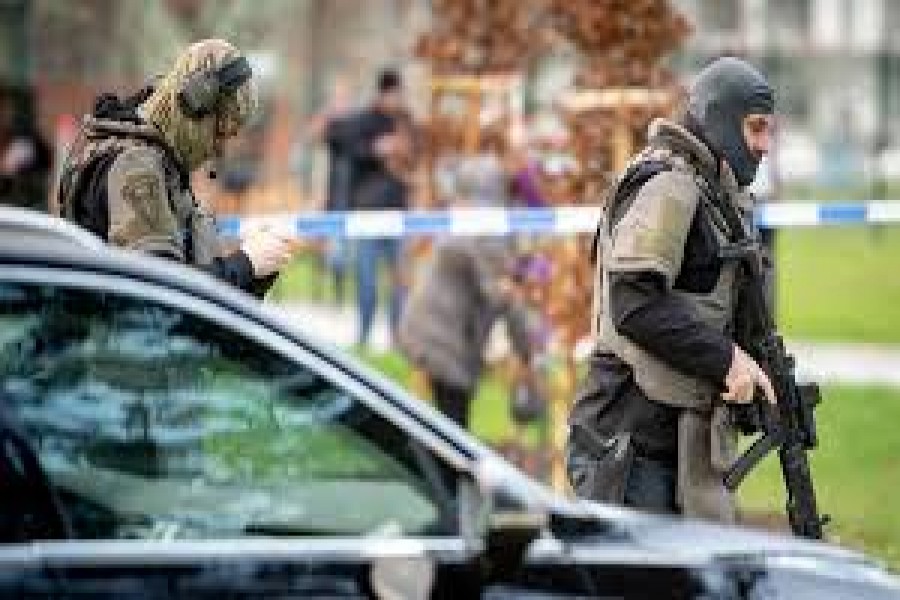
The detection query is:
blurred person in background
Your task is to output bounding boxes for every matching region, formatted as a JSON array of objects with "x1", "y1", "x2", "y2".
[
  {"x1": 308, "y1": 75, "x2": 356, "y2": 305},
  {"x1": 0, "y1": 84, "x2": 52, "y2": 212},
  {"x1": 455, "y1": 133, "x2": 508, "y2": 207},
  {"x1": 398, "y1": 236, "x2": 538, "y2": 429},
  {"x1": 58, "y1": 39, "x2": 295, "y2": 298},
  {"x1": 567, "y1": 57, "x2": 777, "y2": 523},
  {"x1": 337, "y1": 68, "x2": 415, "y2": 346},
  {"x1": 507, "y1": 126, "x2": 548, "y2": 209}
]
